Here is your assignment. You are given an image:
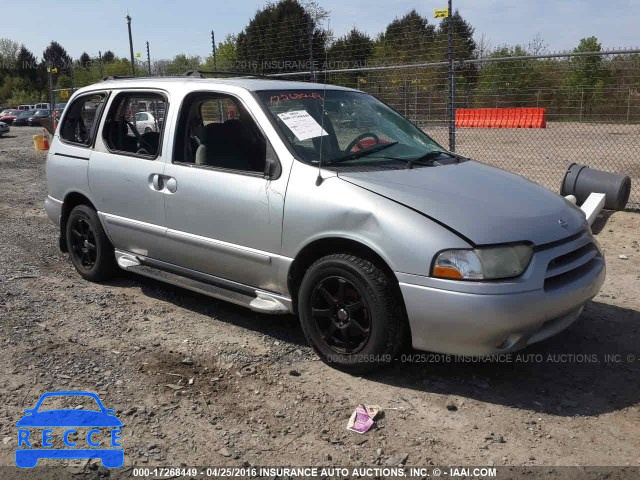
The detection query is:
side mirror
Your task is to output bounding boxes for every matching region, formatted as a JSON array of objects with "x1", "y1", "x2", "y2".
[{"x1": 263, "y1": 144, "x2": 281, "y2": 179}]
